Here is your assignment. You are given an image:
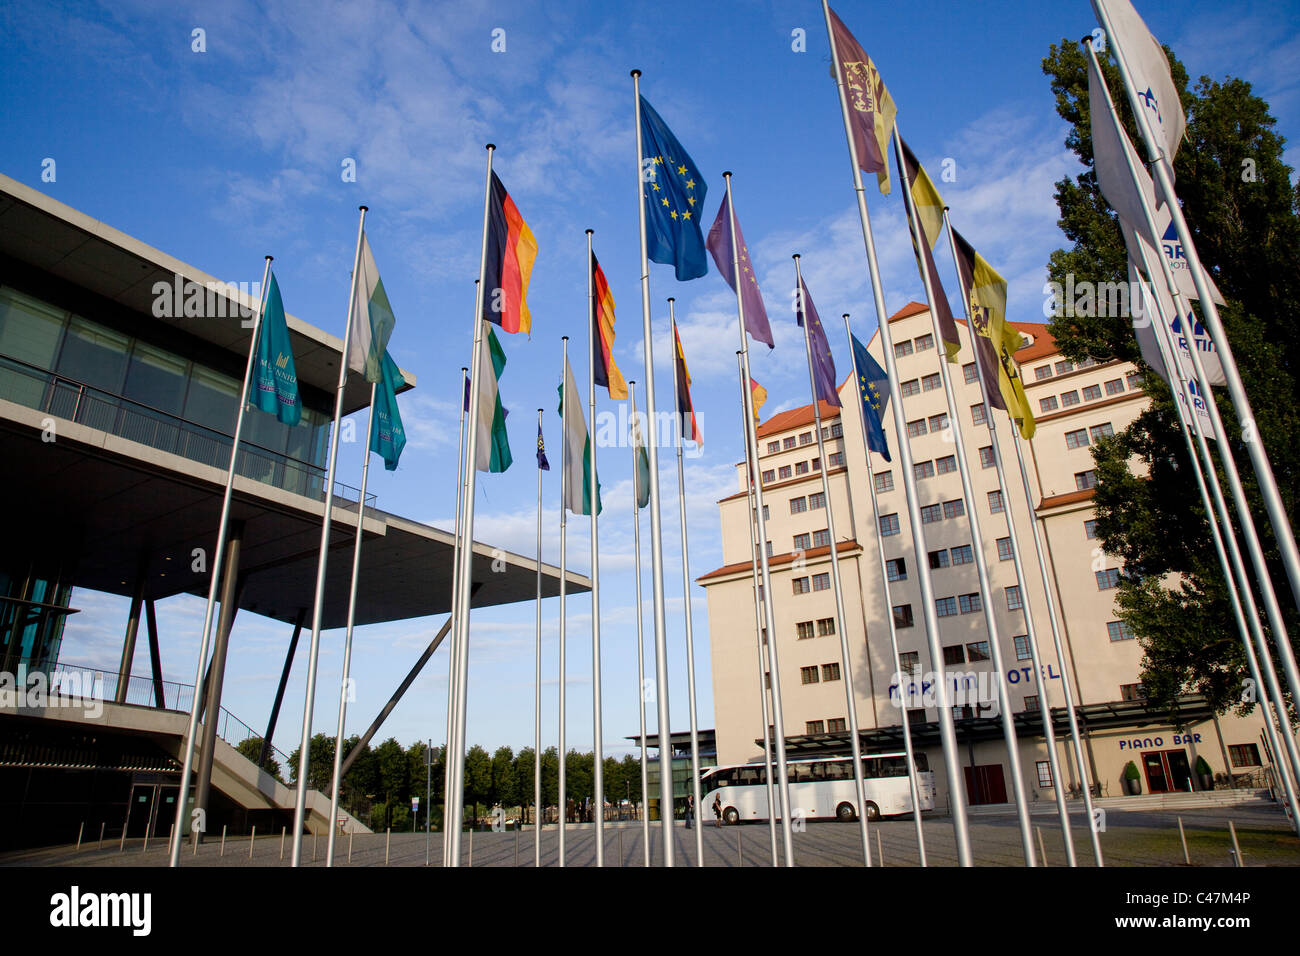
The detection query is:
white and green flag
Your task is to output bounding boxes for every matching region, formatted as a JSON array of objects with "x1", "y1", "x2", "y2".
[
  {"x1": 558, "y1": 355, "x2": 600, "y2": 516},
  {"x1": 475, "y1": 321, "x2": 512, "y2": 473},
  {"x1": 348, "y1": 232, "x2": 397, "y2": 384}
]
